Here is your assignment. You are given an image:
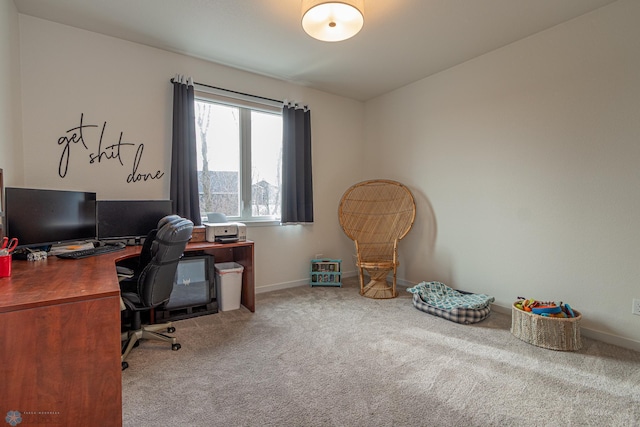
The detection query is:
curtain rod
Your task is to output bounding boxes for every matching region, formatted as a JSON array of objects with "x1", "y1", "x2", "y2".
[{"x1": 170, "y1": 78, "x2": 282, "y2": 104}]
